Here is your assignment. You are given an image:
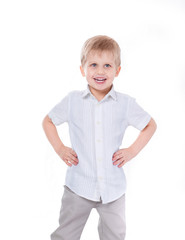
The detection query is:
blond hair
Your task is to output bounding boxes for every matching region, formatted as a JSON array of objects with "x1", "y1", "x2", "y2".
[{"x1": 80, "y1": 35, "x2": 121, "y2": 67}]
